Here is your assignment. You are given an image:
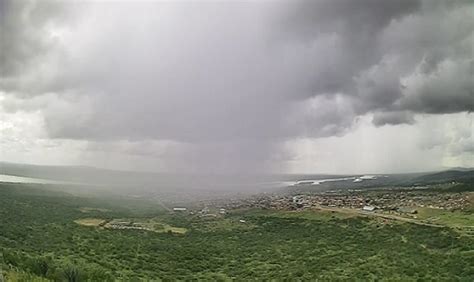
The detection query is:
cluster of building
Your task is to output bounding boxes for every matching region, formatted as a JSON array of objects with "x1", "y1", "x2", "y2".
[
  {"x1": 105, "y1": 220, "x2": 151, "y2": 231},
  {"x1": 361, "y1": 191, "x2": 471, "y2": 211},
  {"x1": 161, "y1": 183, "x2": 471, "y2": 224},
  {"x1": 199, "y1": 188, "x2": 471, "y2": 215},
  {"x1": 172, "y1": 205, "x2": 228, "y2": 218}
]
